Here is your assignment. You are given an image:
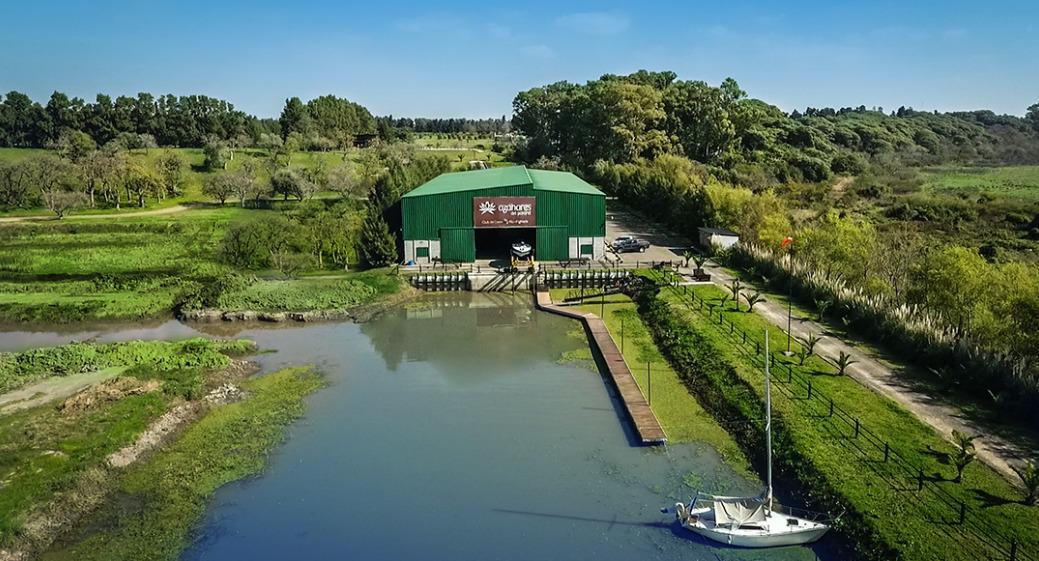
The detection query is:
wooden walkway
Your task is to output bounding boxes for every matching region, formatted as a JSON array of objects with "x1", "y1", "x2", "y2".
[{"x1": 535, "y1": 290, "x2": 667, "y2": 445}]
